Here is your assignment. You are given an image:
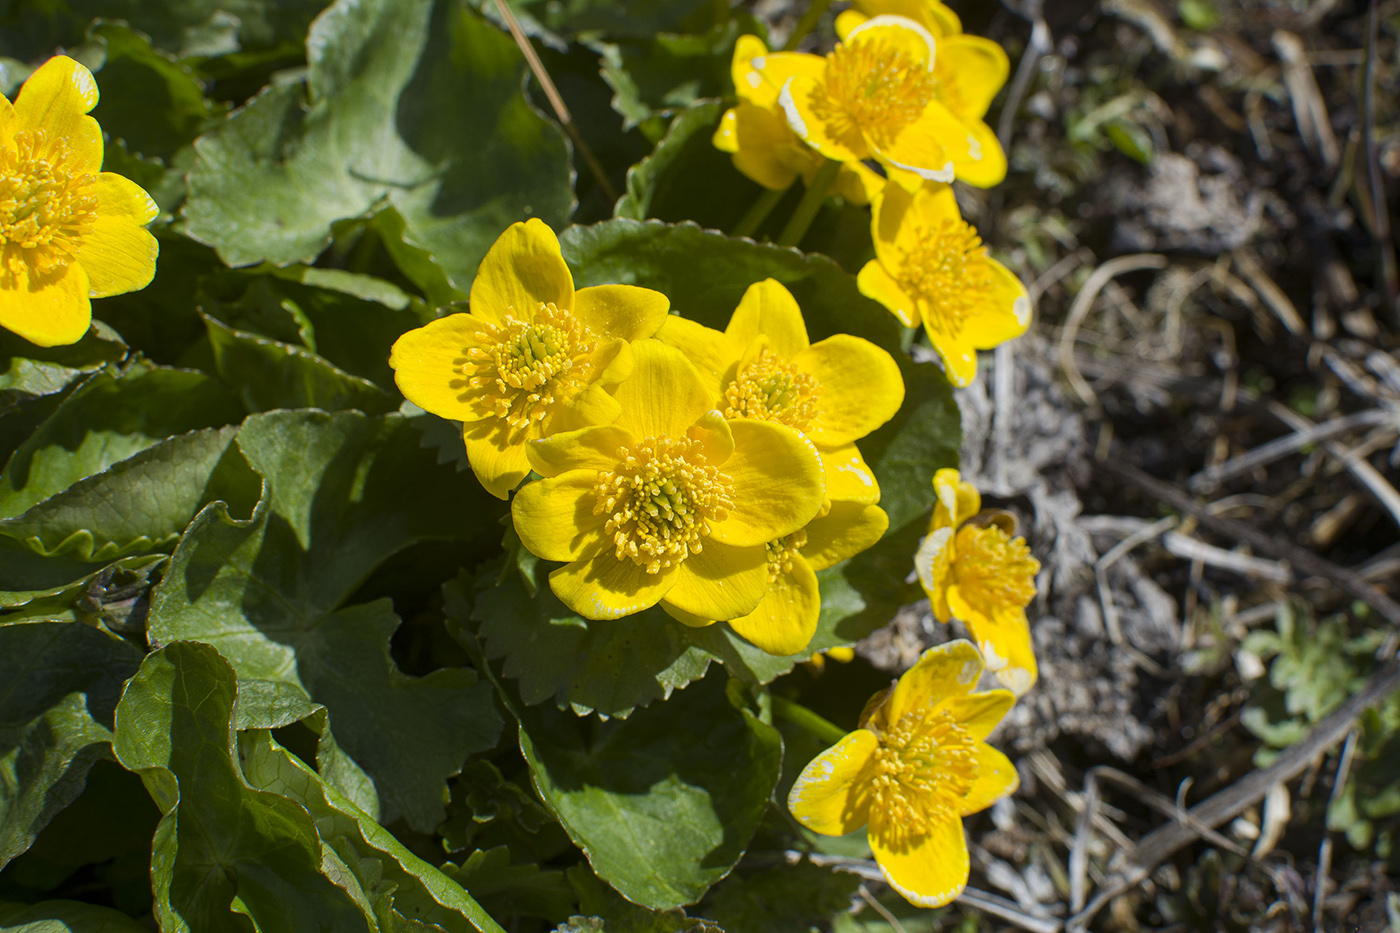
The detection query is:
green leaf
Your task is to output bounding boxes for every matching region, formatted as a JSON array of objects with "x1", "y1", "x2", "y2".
[
  {"x1": 614, "y1": 100, "x2": 725, "y2": 220},
  {"x1": 147, "y1": 410, "x2": 505, "y2": 830},
  {"x1": 111, "y1": 642, "x2": 384, "y2": 933},
  {"x1": 443, "y1": 846, "x2": 574, "y2": 923},
  {"x1": 0, "y1": 899, "x2": 150, "y2": 932},
  {"x1": 558, "y1": 219, "x2": 958, "y2": 531},
  {"x1": 596, "y1": 21, "x2": 744, "y2": 130},
  {"x1": 375, "y1": 208, "x2": 468, "y2": 309},
  {"x1": 514, "y1": 671, "x2": 782, "y2": 910},
  {"x1": 201, "y1": 312, "x2": 399, "y2": 414},
  {"x1": 564, "y1": 865, "x2": 724, "y2": 932},
  {"x1": 183, "y1": 0, "x2": 572, "y2": 290},
  {"x1": 0, "y1": 324, "x2": 127, "y2": 405},
  {"x1": 701, "y1": 861, "x2": 862, "y2": 932},
  {"x1": 0, "y1": 622, "x2": 144, "y2": 868},
  {"x1": 0, "y1": 363, "x2": 242, "y2": 520}
]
